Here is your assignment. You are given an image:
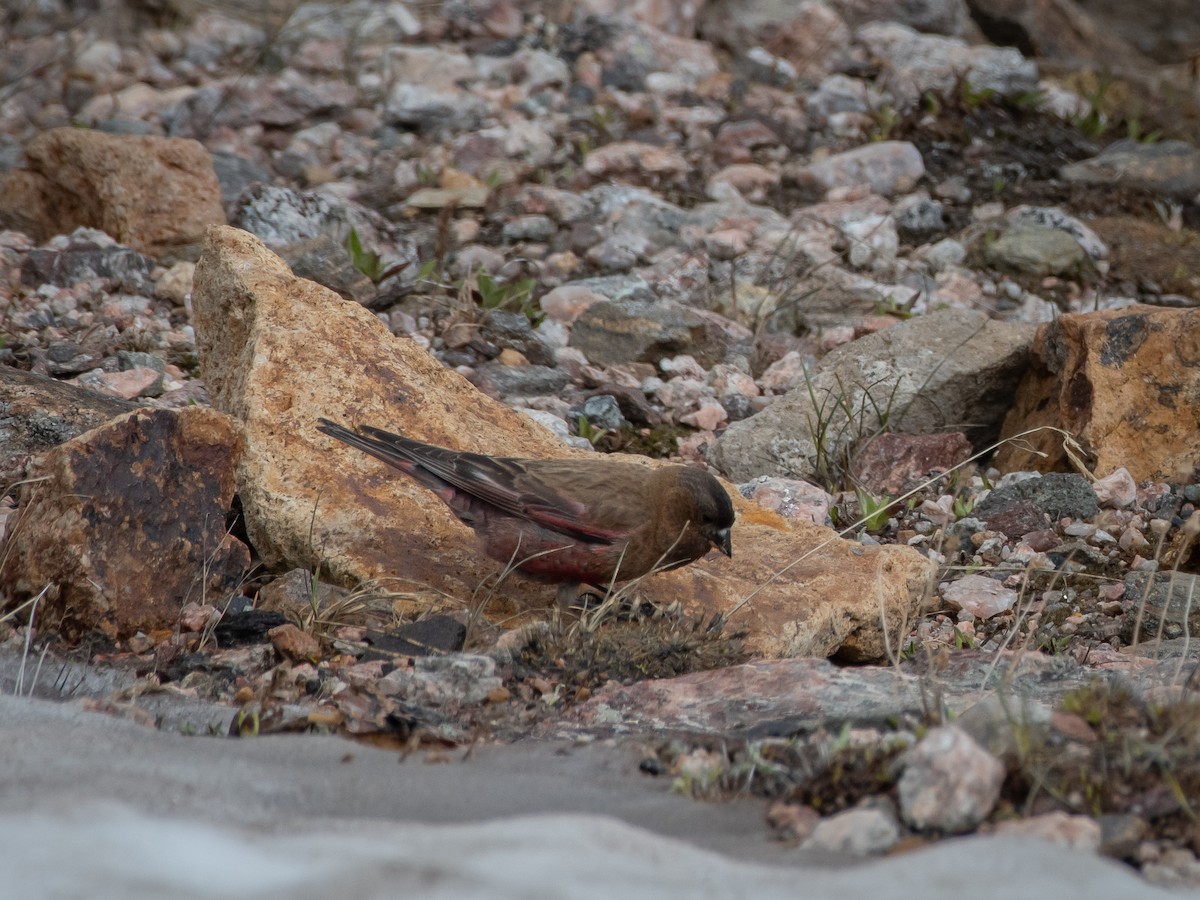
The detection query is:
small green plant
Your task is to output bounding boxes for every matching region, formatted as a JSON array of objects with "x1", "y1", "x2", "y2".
[
  {"x1": 952, "y1": 626, "x2": 975, "y2": 650},
  {"x1": 1070, "y1": 76, "x2": 1112, "y2": 138},
  {"x1": 472, "y1": 270, "x2": 542, "y2": 324},
  {"x1": 346, "y1": 228, "x2": 410, "y2": 284},
  {"x1": 872, "y1": 294, "x2": 916, "y2": 320},
  {"x1": 1124, "y1": 117, "x2": 1162, "y2": 144},
  {"x1": 953, "y1": 496, "x2": 975, "y2": 519},
  {"x1": 416, "y1": 163, "x2": 439, "y2": 186},
  {"x1": 856, "y1": 489, "x2": 893, "y2": 532},
  {"x1": 234, "y1": 707, "x2": 260, "y2": 737},
  {"x1": 1038, "y1": 633, "x2": 1072, "y2": 655},
  {"x1": 1010, "y1": 88, "x2": 1046, "y2": 111},
  {"x1": 575, "y1": 416, "x2": 608, "y2": 447},
  {"x1": 868, "y1": 104, "x2": 900, "y2": 142},
  {"x1": 959, "y1": 81, "x2": 995, "y2": 111}
]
